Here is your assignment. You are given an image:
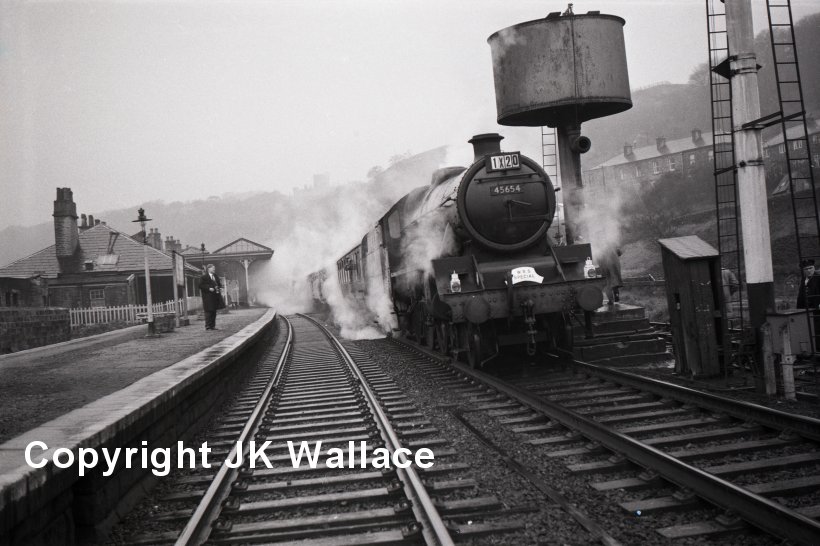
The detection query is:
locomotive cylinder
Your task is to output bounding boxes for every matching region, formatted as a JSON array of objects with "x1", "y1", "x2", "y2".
[{"x1": 487, "y1": 13, "x2": 632, "y2": 127}]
